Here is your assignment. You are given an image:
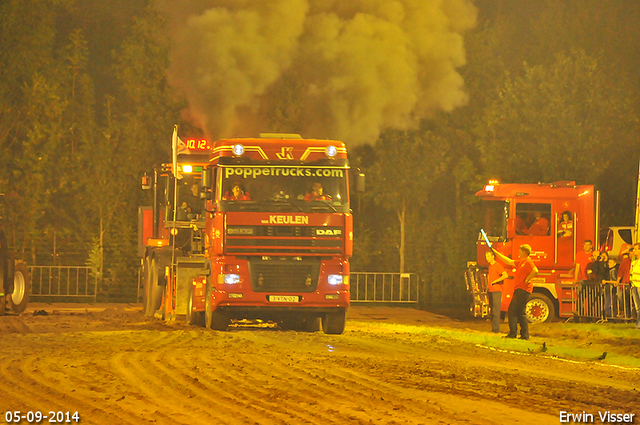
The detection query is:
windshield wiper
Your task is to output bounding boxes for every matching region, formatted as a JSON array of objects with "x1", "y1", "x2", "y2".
[
  {"x1": 270, "y1": 199, "x2": 305, "y2": 212},
  {"x1": 313, "y1": 200, "x2": 337, "y2": 212}
]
